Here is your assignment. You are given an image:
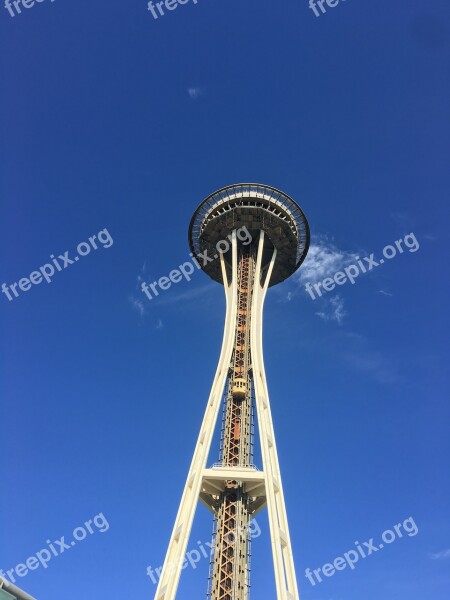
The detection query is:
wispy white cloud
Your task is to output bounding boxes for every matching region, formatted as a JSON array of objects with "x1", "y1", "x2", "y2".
[
  {"x1": 292, "y1": 236, "x2": 361, "y2": 322},
  {"x1": 129, "y1": 296, "x2": 145, "y2": 317},
  {"x1": 156, "y1": 319, "x2": 163, "y2": 330},
  {"x1": 390, "y1": 211, "x2": 413, "y2": 229},
  {"x1": 430, "y1": 549, "x2": 450, "y2": 560},
  {"x1": 136, "y1": 261, "x2": 147, "y2": 290},
  {"x1": 298, "y1": 236, "x2": 359, "y2": 285},
  {"x1": 130, "y1": 262, "x2": 149, "y2": 317},
  {"x1": 187, "y1": 87, "x2": 202, "y2": 100},
  {"x1": 315, "y1": 295, "x2": 346, "y2": 325},
  {"x1": 157, "y1": 282, "x2": 217, "y2": 306},
  {"x1": 377, "y1": 289, "x2": 393, "y2": 297}
]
